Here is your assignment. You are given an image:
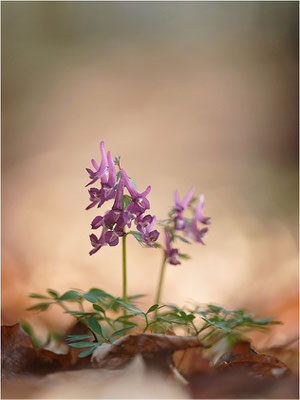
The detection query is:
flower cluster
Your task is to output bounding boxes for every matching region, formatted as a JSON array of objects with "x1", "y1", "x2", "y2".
[
  {"x1": 163, "y1": 188, "x2": 211, "y2": 265},
  {"x1": 86, "y1": 142, "x2": 159, "y2": 255}
]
